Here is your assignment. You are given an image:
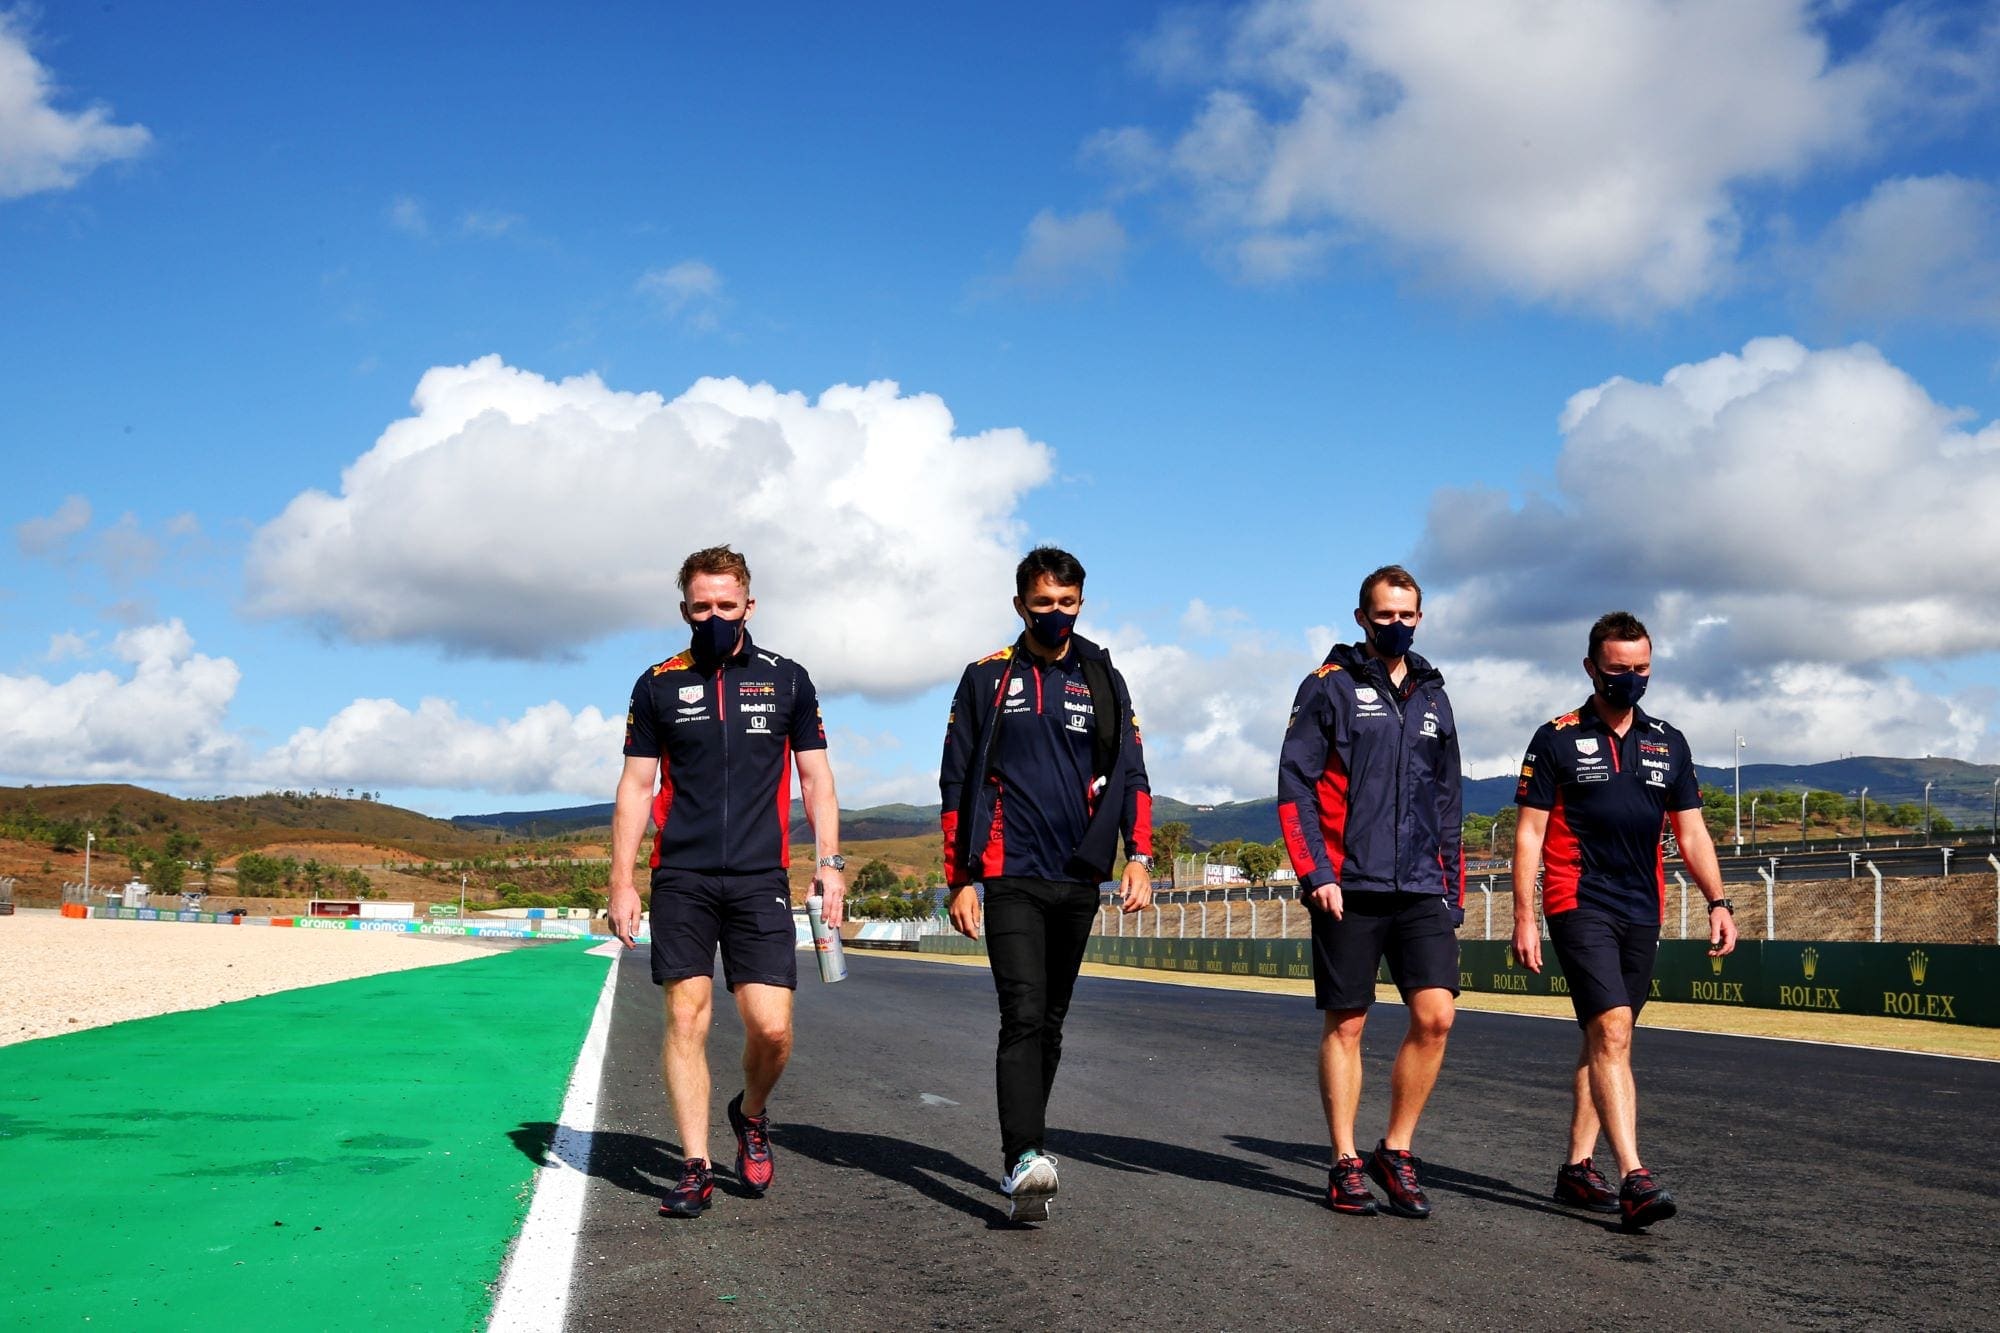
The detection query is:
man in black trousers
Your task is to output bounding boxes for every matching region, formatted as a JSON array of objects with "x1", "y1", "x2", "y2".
[{"x1": 939, "y1": 546, "x2": 1154, "y2": 1222}]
